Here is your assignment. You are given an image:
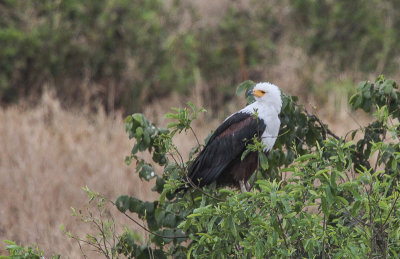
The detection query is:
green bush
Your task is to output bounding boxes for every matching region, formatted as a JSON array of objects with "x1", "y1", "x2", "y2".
[
  {"x1": 4, "y1": 1, "x2": 399, "y2": 112},
  {"x1": 5, "y1": 76, "x2": 400, "y2": 257},
  {"x1": 0, "y1": 0, "x2": 198, "y2": 111},
  {"x1": 0, "y1": 0, "x2": 281, "y2": 112},
  {"x1": 289, "y1": 0, "x2": 400, "y2": 72},
  {"x1": 106, "y1": 76, "x2": 400, "y2": 258},
  {"x1": 0, "y1": 240, "x2": 60, "y2": 259}
]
